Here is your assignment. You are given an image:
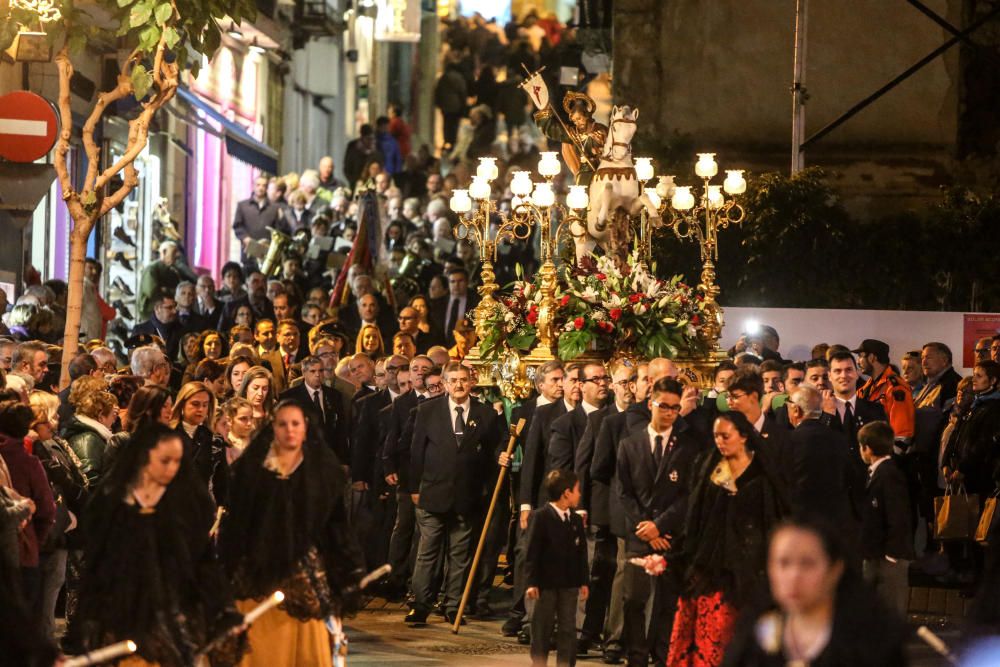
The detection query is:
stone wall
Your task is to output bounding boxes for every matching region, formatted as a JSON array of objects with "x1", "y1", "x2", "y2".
[{"x1": 612, "y1": 0, "x2": 969, "y2": 217}]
